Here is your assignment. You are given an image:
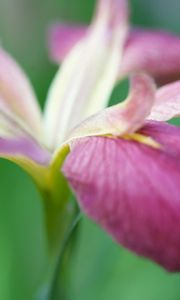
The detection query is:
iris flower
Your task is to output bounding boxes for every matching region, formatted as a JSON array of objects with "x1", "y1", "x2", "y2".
[
  {"x1": 63, "y1": 74, "x2": 180, "y2": 272},
  {"x1": 0, "y1": 0, "x2": 180, "y2": 272}
]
